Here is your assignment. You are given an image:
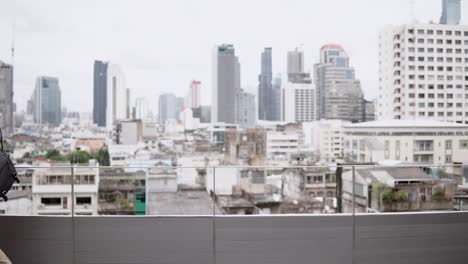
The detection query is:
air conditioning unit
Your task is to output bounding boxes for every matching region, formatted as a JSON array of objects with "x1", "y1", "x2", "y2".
[
  {"x1": 83, "y1": 204, "x2": 89, "y2": 209},
  {"x1": 38, "y1": 204, "x2": 45, "y2": 209}
]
